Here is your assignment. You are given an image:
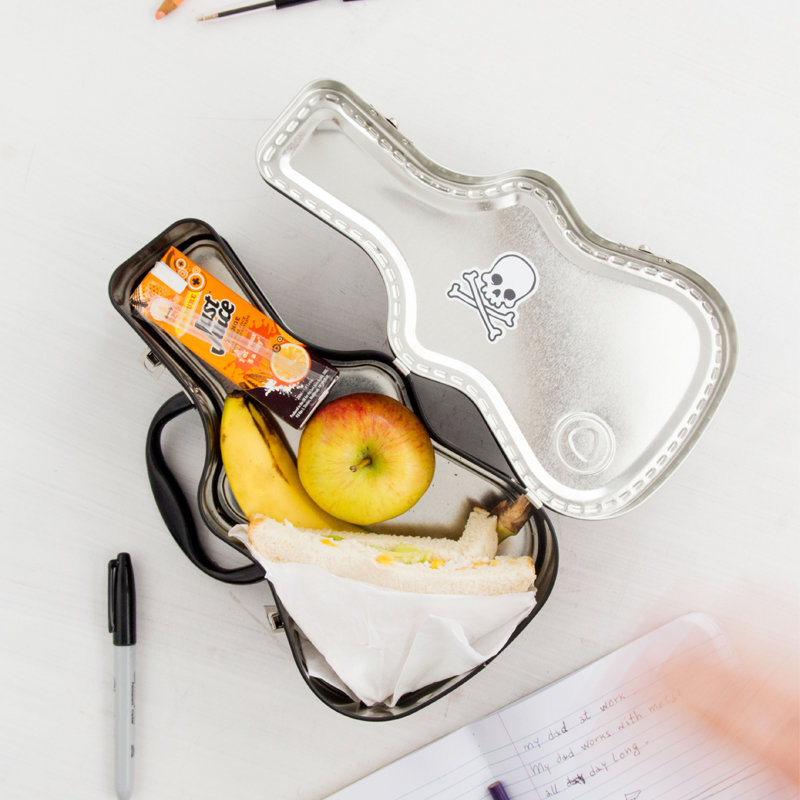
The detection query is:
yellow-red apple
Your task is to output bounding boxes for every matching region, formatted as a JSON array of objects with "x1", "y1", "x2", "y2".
[{"x1": 297, "y1": 393, "x2": 435, "y2": 525}]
